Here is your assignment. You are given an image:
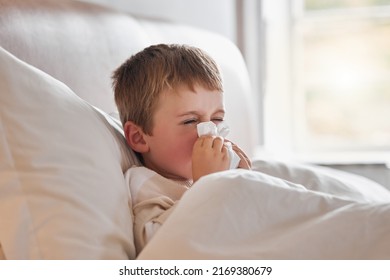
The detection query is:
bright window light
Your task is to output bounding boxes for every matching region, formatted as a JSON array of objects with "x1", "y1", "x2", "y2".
[{"x1": 294, "y1": 0, "x2": 390, "y2": 152}]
